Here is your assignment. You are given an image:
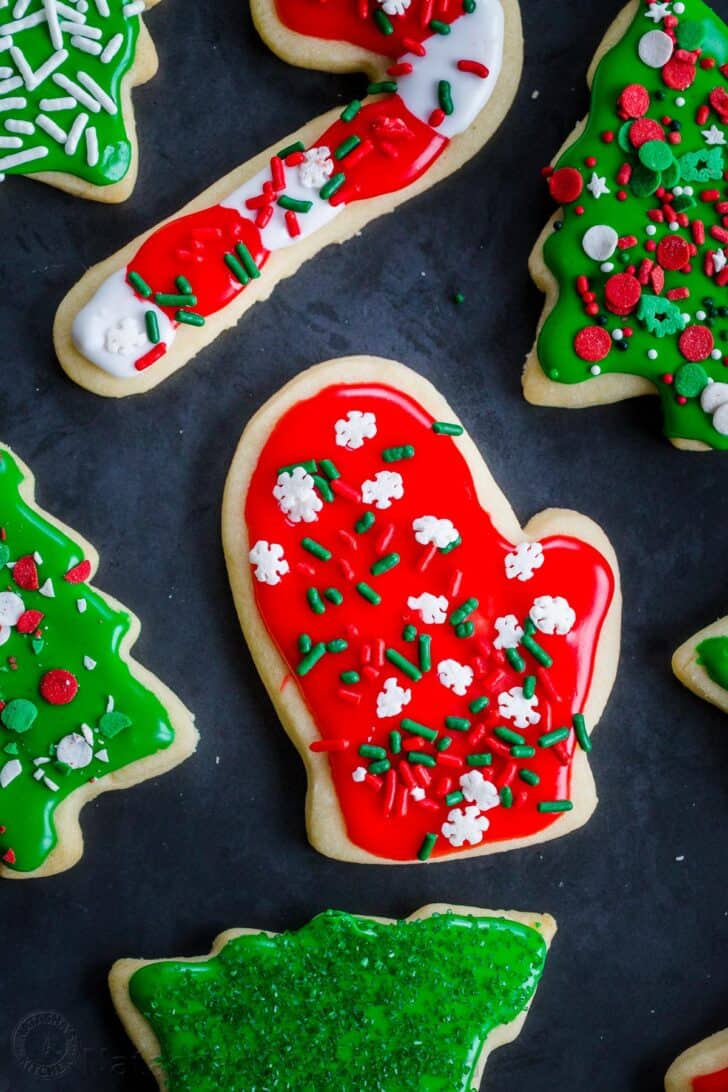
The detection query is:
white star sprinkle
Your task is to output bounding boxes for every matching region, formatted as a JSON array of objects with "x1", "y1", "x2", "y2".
[
  {"x1": 587, "y1": 172, "x2": 610, "y2": 199},
  {"x1": 714, "y1": 249, "x2": 728, "y2": 273},
  {"x1": 644, "y1": 1, "x2": 671, "y2": 22},
  {"x1": 702, "y1": 125, "x2": 726, "y2": 146}
]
